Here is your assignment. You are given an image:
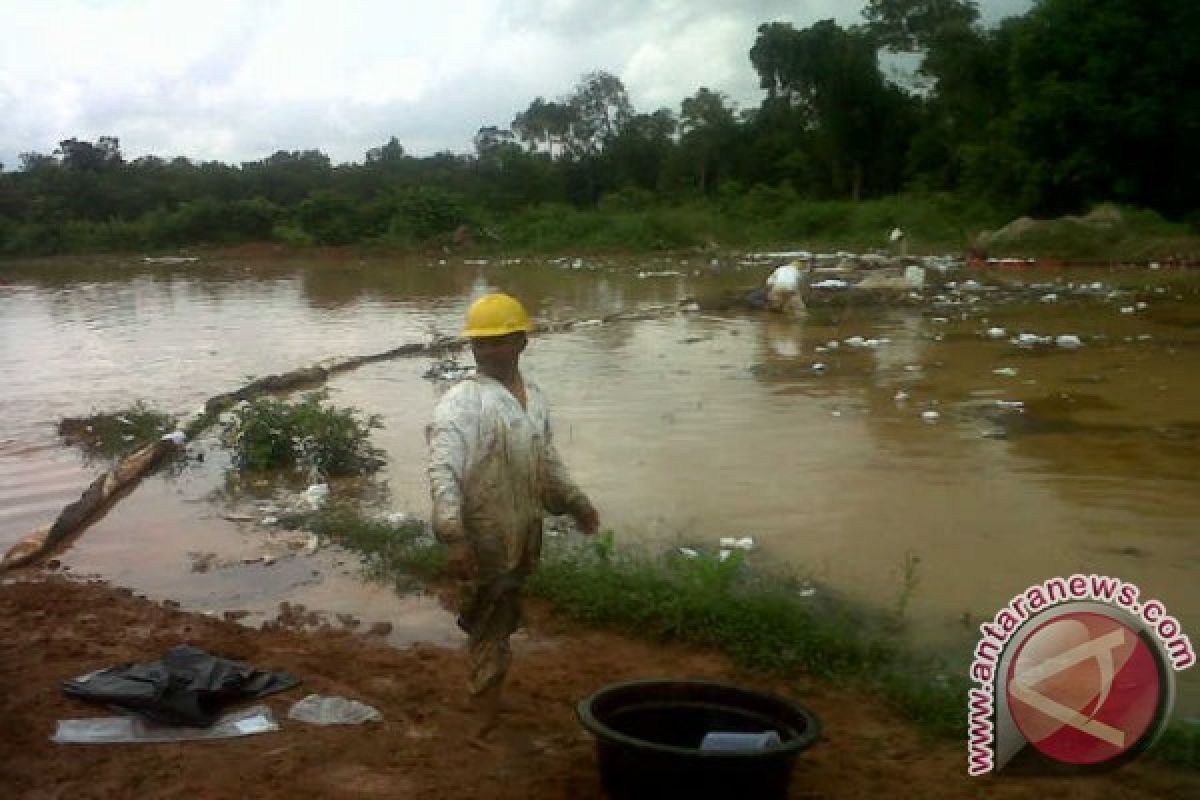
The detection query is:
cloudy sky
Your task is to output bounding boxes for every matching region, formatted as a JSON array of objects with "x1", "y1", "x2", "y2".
[{"x1": 0, "y1": 1, "x2": 1032, "y2": 169}]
